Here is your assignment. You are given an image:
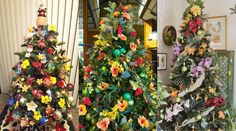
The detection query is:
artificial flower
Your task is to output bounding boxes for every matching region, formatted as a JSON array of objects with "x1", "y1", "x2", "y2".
[
  {"x1": 79, "y1": 104, "x2": 87, "y2": 116},
  {"x1": 32, "y1": 61, "x2": 42, "y2": 68},
  {"x1": 14, "y1": 101, "x2": 19, "y2": 109},
  {"x1": 95, "y1": 39, "x2": 107, "y2": 47},
  {"x1": 21, "y1": 59, "x2": 30, "y2": 69},
  {"x1": 85, "y1": 66, "x2": 92, "y2": 73},
  {"x1": 172, "y1": 103, "x2": 183, "y2": 115},
  {"x1": 21, "y1": 84, "x2": 29, "y2": 92},
  {"x1": 113, "y1": 11, "x2": 120, "y2": 17},
  {"x1": 41, "y1": 95, "x2": 51, "y2": 104},
  {"x1": 98, "y1": 82, "x2": 109, "y2": 90},
  {"x1": 109, "y1": 106, "x2": 118, "y2": 120},
  {"x1": 130, "y1": 30, "x2": 137, "y2": 39},
  {"x1": 96, "y1": 118, "x2": 110, "y2": 131},
  {"x1": 97, "y1": 52, "x2": 104, "y2": 61},
  {"x1": 200, "y1": 43, "x2": 207, "y2": 49},
  {"x1": 118, "y1": 34, "x2": 127, "y2": 41},
  {"x1": 43, "y1": 76, "x2": 52, "y2": 87},
  {"x1": 116, "y1": 100, "x2": 128, "y2": 112},
  {"x1": 50, "y1": 76, "x2": 57, "y2": 84},
  {"x1": 165, "y1": 107, "x2": 173, "y2": 122},
  {"x1": 195, "y1": 18, "x2": 203, "y2": 27},
  {"x1": 173, "y1": 43, "x2": 181, "y2": 56},
  {"x1": 83, "y1": 97, "x2": 91, "y2": 106},
  {"x1": 149, "y1": 82, "x2": 156, "y2": 90},
  {"x1": 99, "y1": 19, "x2": 106, "y2": 25},
  {"x1": 170, "y1": 90, "x2": 178, "y2": 98},
  {"x1": 109, "y1": 61, "x2": 124, "y2": 77},
  {"x1": 189, "y1": 66, "x2": 205, "y2": 78},
  {"x1": 25, "y1": 52, "x2": 31, "y2": 58},
  {"x1": 57, "y1": 80, "x2": 65, "y2": 88},
  {"x1": 26, "y1": 45, "x2": 33, "y2": 52},
  {"x1": 47, "y1": 47, "x2": 54, "y2": 54},
  {"x1": 123, "y1": 12, "x2": 130, "y2": 20},
  {"x1": 37, "y1": 53, "x2": 45, "y2": 60},
  {"x1": 36, "y1": 79, "x2": 43, "y2": 85},
  {"x1": 33, "y1": 111, "x2": 42, "y2": 121},
  {"x1": 198, "y1": 58, "x2": 212, "y2": 69},
  {"x1": 49, "y1": 25, "x2": 57, "y2": 32},
  {"x1": 20, "y1": 117, "x2": 29, "y2": 127},
  {"x1": 209, "y1": 86, "x2": 216, "y2": 94},
  {"x1": 56, "y1": 122, "x2": 66, "y2": 131},
  {"x1": 198, "y1": 48, "x2": 204, "y2": 55},
  {"x1": 26, "y1": 77, "x2": 33, "y2": 85},
  {"x1": 205, "y1": 96, "x2": 225, "y2": 107},
  {"x1": 190, "y1": 5, "x2": 201, "y2": 16},
  {"x1": 28, "y1": 26, "x2": 33, "y2": 32},
  {"x1": 110, "y1": 66, "x2": 119, "y2": 77},
  {"x1": 26, "y1": 101, "x2": 38, "y2": 112},
  {"x1": 187, "y1": 47, "x2": 195, "y2": 55},
  {"x1": 117, "y1": 25, "x2": 122, "y2": 34},
  {"x1": 137, "y1": 57, "x2": 143, "y2": 66},
  {"x1": 138, "y1": 116, "x2": 149, "y2": 128},
  {"x1": 79, "y1": 123, "x2": 84, "y2": 130},
  {"x1": 58, "y1": 98, "x2": 66, "y2": 108},
  {"x1": 218, "y1": 110, "x2": 225, "y2": 119},
  {"x1": 135, "y1": 88, "x2": 143, "y2": 96},
  {"x1": 64, "y1": 63, "x2": 70, "y2": 72},
  {"x1": 130, "y1": 42, "x2": 137, "y2": 51},
  {"x1": 37, "y1": 39, "x2": 46, "y2": 48},
  {"x1": 29, "y1": 121, "x2": 35, "y2": 126}
]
